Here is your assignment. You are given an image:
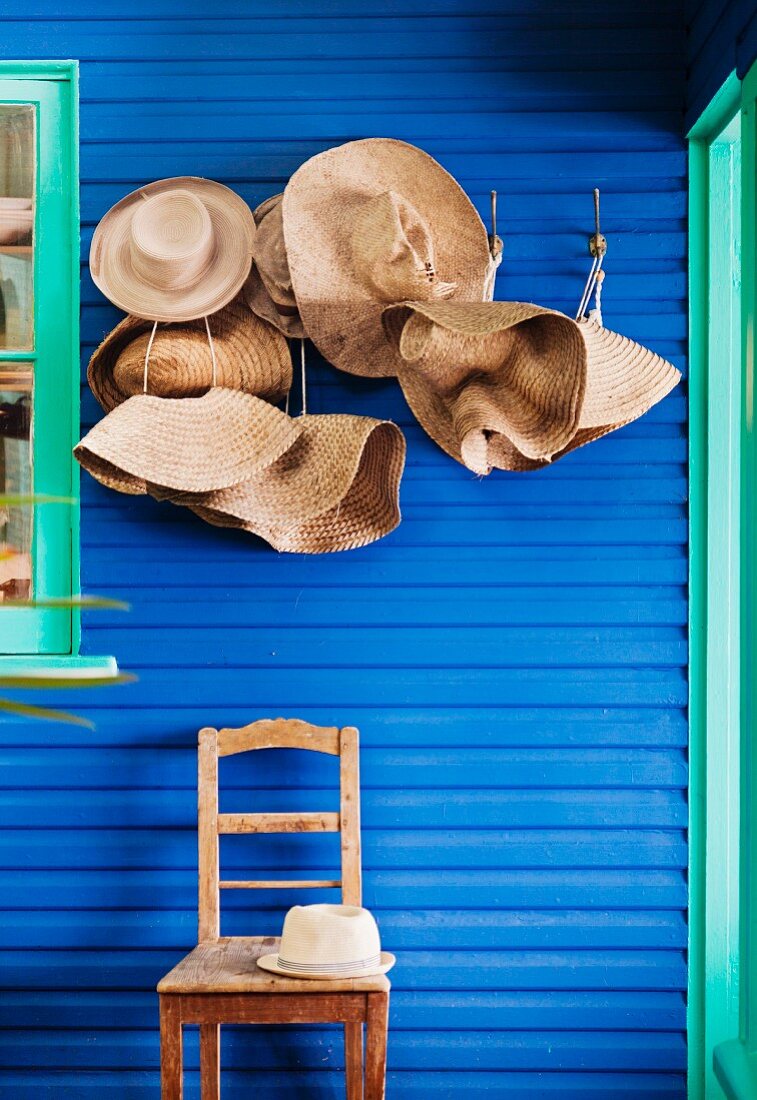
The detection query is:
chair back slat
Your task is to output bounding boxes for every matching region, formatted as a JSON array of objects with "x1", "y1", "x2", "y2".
[
  {"x1": 339, "y1": 727, "x2": 362, "y2": 906},
  {"x1": 197, "y1": 718, "x2": 362, "y2": 941},
  {"x1": 217, "y1": 717, "x2": 340, "y2": 757},
  {"x1": 219, "y1": 878, "x2": 342, "y2": 890},
  {"x1": 217, "y1": 811, "x2": 340, "y2": 834}
]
